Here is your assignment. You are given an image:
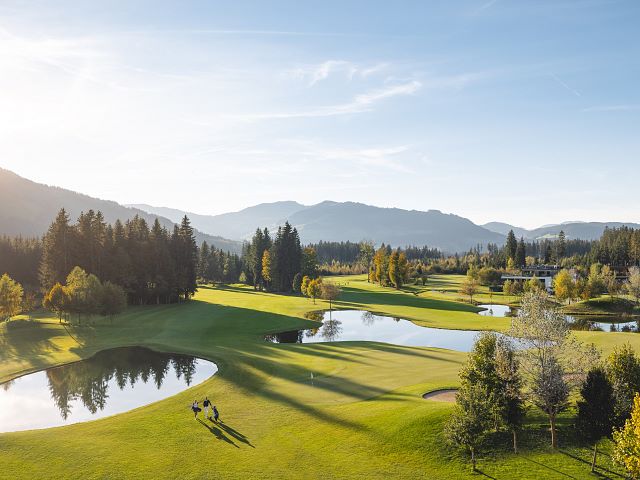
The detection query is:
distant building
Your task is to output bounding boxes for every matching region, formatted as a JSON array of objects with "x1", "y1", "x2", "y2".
[{"x1": 501, "y1": 265, "x2": 561, "y2": 292}]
